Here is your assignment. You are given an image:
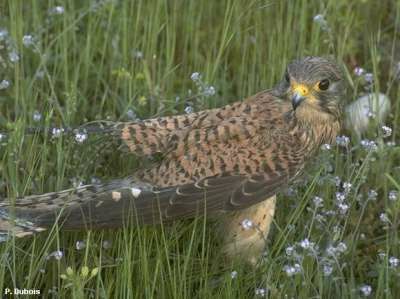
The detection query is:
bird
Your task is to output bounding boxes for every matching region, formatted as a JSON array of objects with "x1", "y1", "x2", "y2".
[{"x1": 0, "y1": 56, "x2": 345, "y2": 264}]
